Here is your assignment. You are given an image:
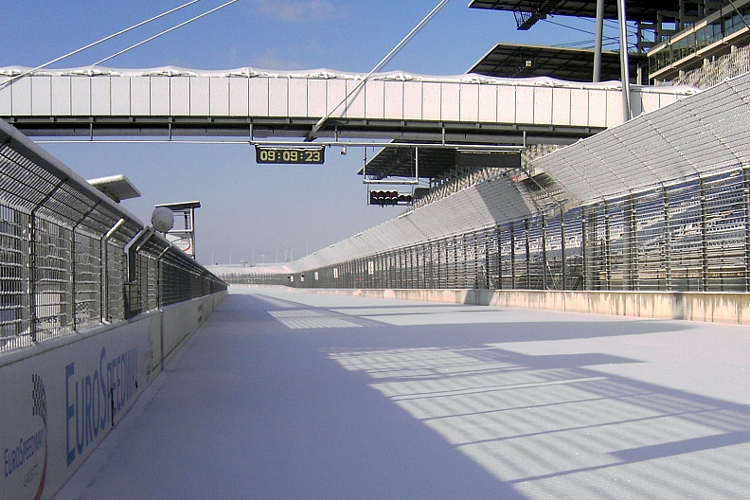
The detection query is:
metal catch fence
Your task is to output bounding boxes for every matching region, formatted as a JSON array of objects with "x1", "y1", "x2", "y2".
[
  {"x1": 235, "y1": 165, "x2": 750, "y2": 293},
  {"x1": 0, "y1": 119, "x2": 225, "y2": 354}
]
